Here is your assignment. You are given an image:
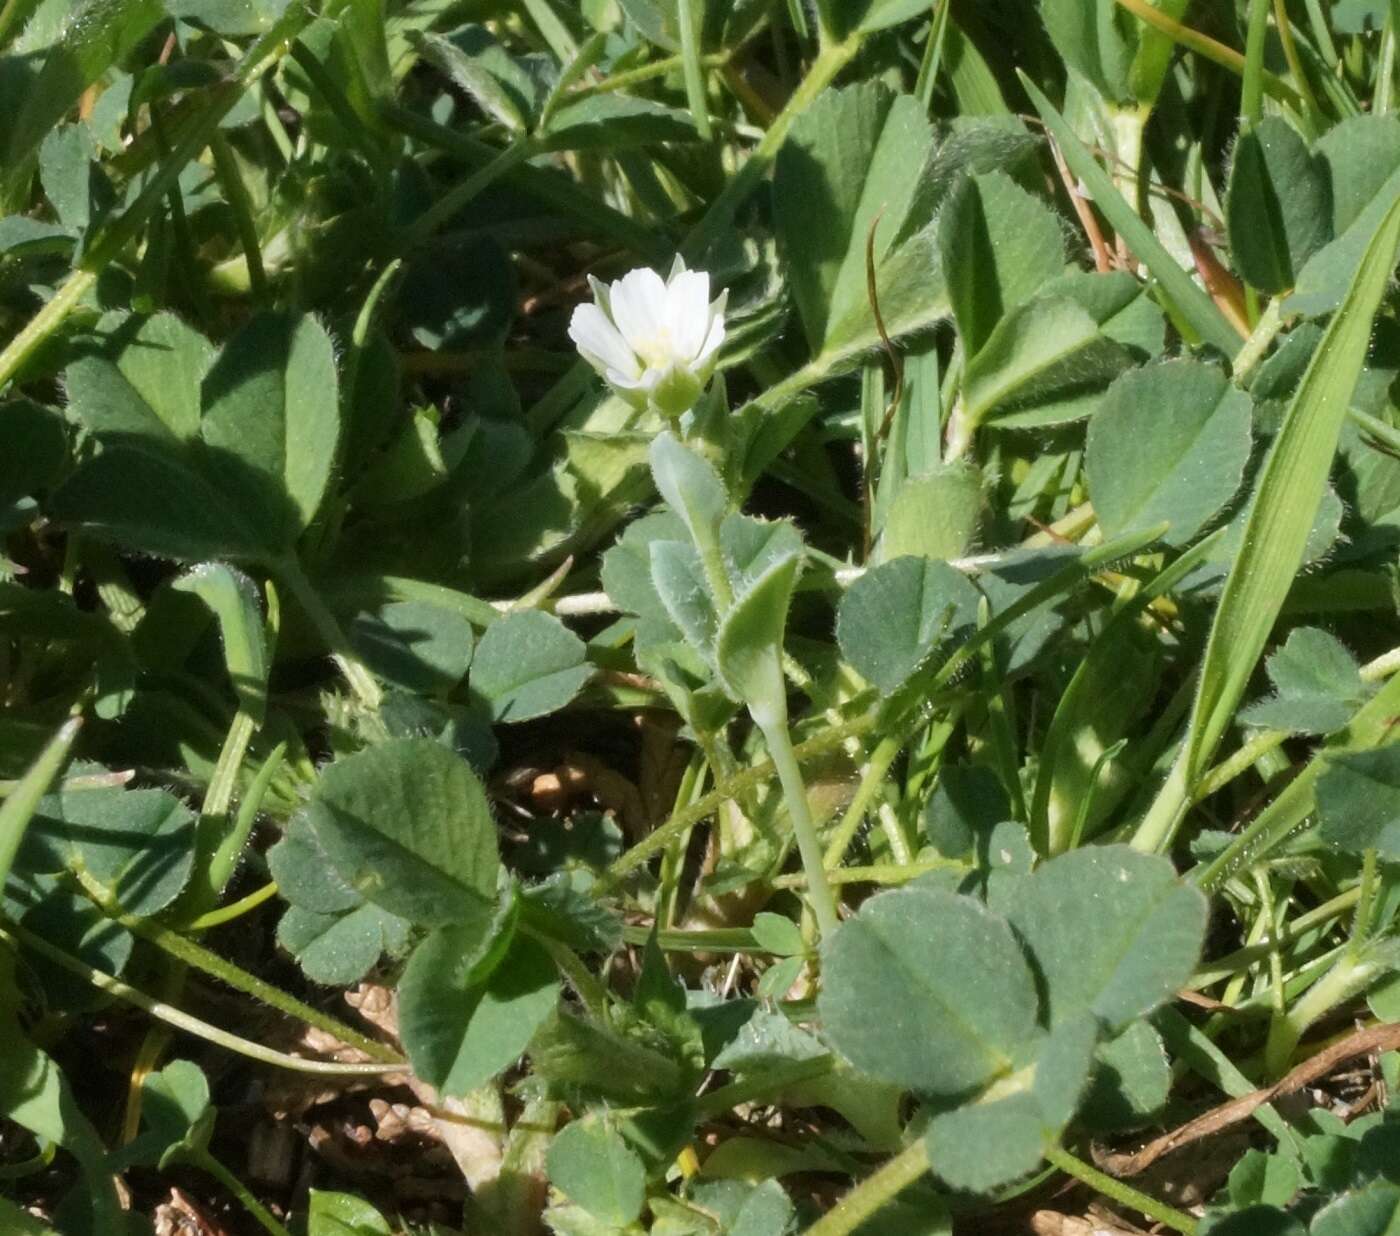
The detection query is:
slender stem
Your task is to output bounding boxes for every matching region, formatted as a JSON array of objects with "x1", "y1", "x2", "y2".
[
  {"x1": 186, "y1": 1149, "x2": 293, "y2": 1236},
  {"x1": 0, "y1": 922, "x2": 401, "y2": 1076},
  {"x1": 187, "y1": 880, "x2": 280, "y2": 931},
  {"x1": 1190, "y1": 885, "x2": 1360, "y2": 988},
  {"x1": 772, "y1": 860, "x2": 957, "y2": 890},
  {"x1": 599, "y1": 714, "x2": 874, "y2": 887},
  {"x1": 676, "y1": 0, "x2": 712, "y2": 140},
  {"x1": 0, "y1": 718, "x2": 80, "y2": 890},
  {"x1": 1273, "y1": 0, "x2": 1324, "y2": 129},
  {"x1": 1350, "y1": 847, "x2": 1379, "y2": 959},
  {"x1": 1044, "y1": 1145, "x2": 1198, "y2": 1234},
  {"x1": 1232, "y1": 294, "x2": 1286, "y2": 381},
  {"x1": 803, "y1": 1140, "x2": 930, "y2": 1236},
  {"x1": 1241, "y1": 0, "x2": 1271, "y2": 128},
  {"x1": 185, "y1": 709, "x2": 258, "y2": 917},
  {"x1": 1192, "y1": 727, "x2": 1288, "y2": 801},
  {"x1": 528, "y1": 930, "x2": 611, "y2": 1020},
  {"x1": 74, "y1": 869, "x2": 401, "y2": 1063},
  {"x1": 759, "y1": 714, "x2": 841, "y2": 940},
  {"x1": 274, "y1": 558, "x2": 382, "y2": 709},
  {"x1": 682, "y1": 36, "x2": 861, "y2": 261},
  {"x1": 204, "y1": 741, "x2": 287, "y2": 906},
  {"x1": 0, "y1": 270, "x2": 96, "y2": 394},
  {"x1": 209, "y1": 131, "x2": 268, "y2": 301},
  {"x1": 402, "y1": 139, "x2": 536, "y2": 244},
  {"x1": 1110, "y1": 0, "x2": 1302, "y2": 107},
  {"x1": 695, "y1": 1055, "x2": 835, "y2": 1119}
]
